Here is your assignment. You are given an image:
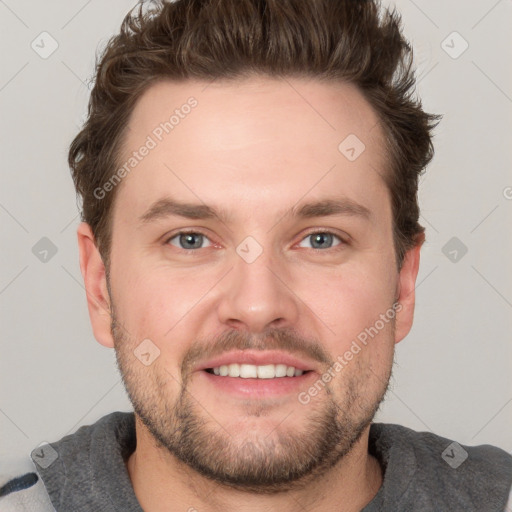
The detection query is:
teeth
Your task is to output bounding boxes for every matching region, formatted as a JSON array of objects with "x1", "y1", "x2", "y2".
[{"x1": 210, "y1": 363, "x2": 305, "y2": 378}]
